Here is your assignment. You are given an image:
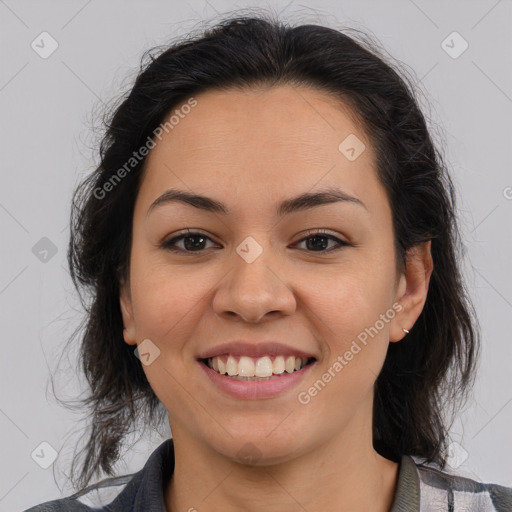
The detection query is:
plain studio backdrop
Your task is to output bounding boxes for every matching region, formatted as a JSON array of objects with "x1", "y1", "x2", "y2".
[{"x1": 0, "y1": 0, "x2": 511, "y2": 510}]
